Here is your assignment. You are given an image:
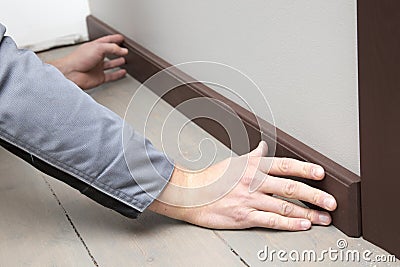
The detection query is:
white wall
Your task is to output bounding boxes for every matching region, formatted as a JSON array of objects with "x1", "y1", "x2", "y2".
[
  {"x1": 0, "y1": 0, "x2": 90, "y2": 49},
  {"x1": 89, "y1": 0, "x2": 360, "y2": 174}
]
